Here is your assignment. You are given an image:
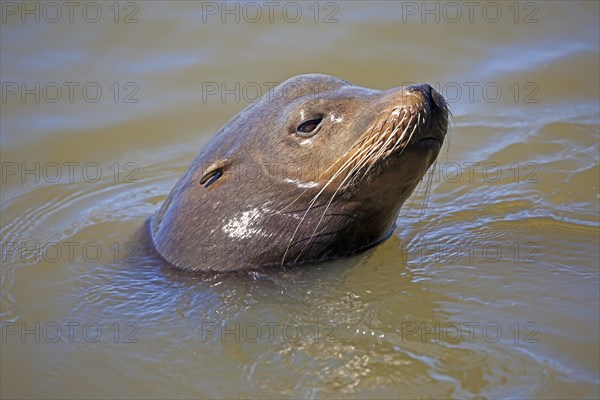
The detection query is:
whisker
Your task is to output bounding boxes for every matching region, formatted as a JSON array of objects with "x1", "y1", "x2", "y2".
[
  {"x1": 418, "y1": 159, "x2": 436, "y2": 220},
  {"x1": 280, "y1": 131, "x2": 380, "y2": 265}
]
